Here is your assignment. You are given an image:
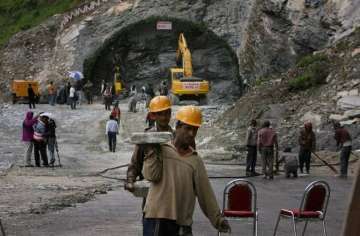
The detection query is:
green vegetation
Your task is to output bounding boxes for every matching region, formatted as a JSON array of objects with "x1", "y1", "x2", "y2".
[
  {"x1": 296, "y1": 54, "x2": 328, "y2": 68},
  {"x1": 0, "y1": 0, "x2": 85, "y2": 47},
  {"x1": 289, "y1": 54, "x2": 330, "y2": 91},
  {"x1": 254, "y1": 76, "x2": 270, "y2": 86}
]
